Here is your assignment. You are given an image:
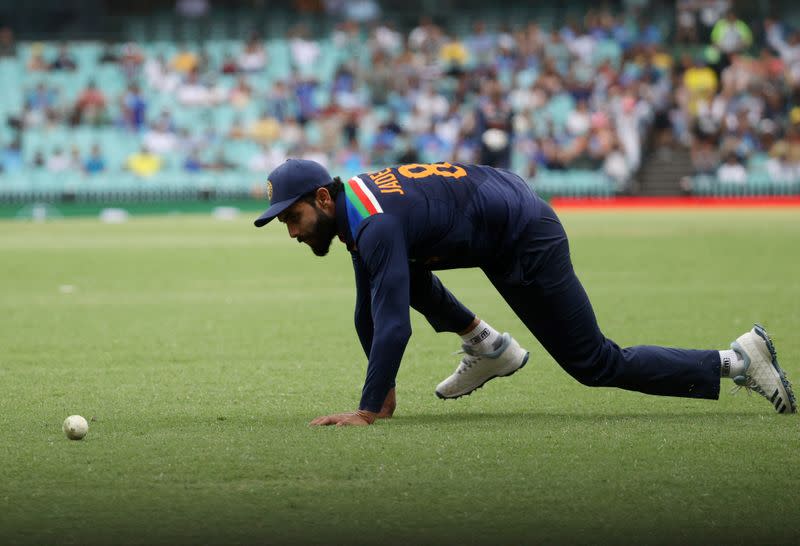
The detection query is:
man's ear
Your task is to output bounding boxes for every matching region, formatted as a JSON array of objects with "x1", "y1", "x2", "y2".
[{"x1": 316, "y1": 187, "x2": 333, "y2": 209}]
